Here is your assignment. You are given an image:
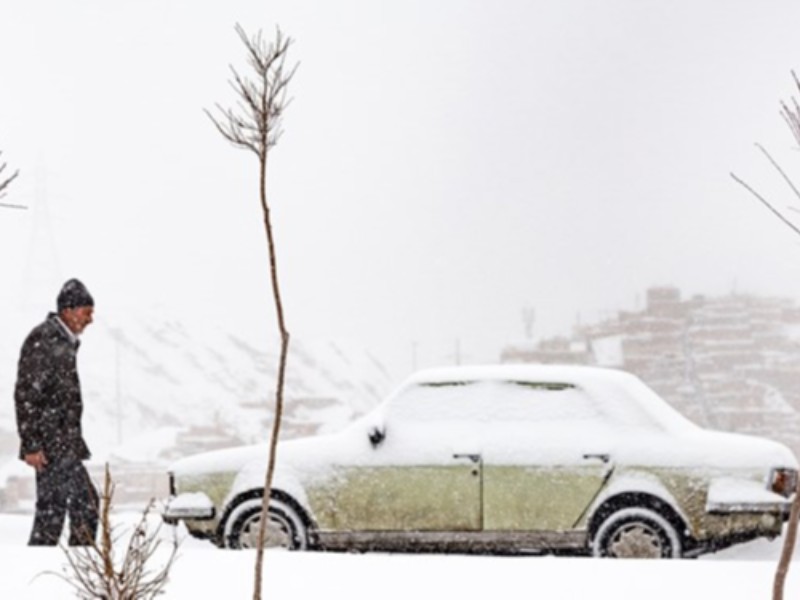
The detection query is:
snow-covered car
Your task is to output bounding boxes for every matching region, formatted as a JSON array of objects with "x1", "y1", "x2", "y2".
[{"x1": 163, "y1": 365, "x2": 798, "y2": 558}]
